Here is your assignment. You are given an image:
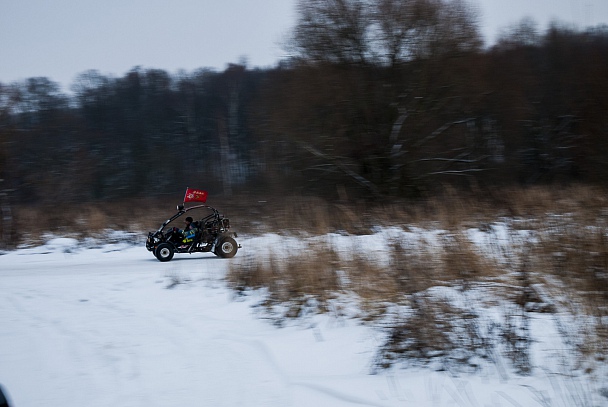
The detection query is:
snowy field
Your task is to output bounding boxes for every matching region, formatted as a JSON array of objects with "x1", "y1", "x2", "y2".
[{"x1": 0, "y1": 232, "x2": 606, "y2": 407}]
